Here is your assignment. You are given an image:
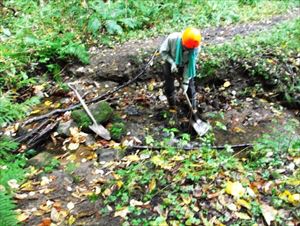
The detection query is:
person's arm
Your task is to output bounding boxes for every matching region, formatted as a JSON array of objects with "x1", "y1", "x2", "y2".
[
  {"x1": 160, "y1": 35, "x2": 178, "y2": 72},
  {"x1": 159, "y1": 36, "x2": 175, "y2": 65}
]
